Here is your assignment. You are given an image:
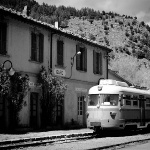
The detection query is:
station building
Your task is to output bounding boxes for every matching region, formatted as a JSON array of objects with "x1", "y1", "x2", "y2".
[{"x1": 0, "y1": 6, "x2": 111, "y2": 129}]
